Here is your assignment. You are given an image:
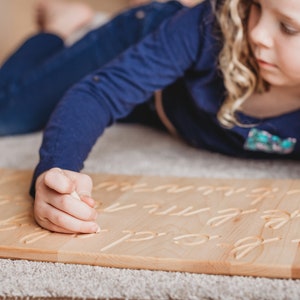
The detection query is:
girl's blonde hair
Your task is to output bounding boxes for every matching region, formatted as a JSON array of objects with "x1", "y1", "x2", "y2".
[{"x1": 213, "y1": 0, "x2": 267, "y2": 127}]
